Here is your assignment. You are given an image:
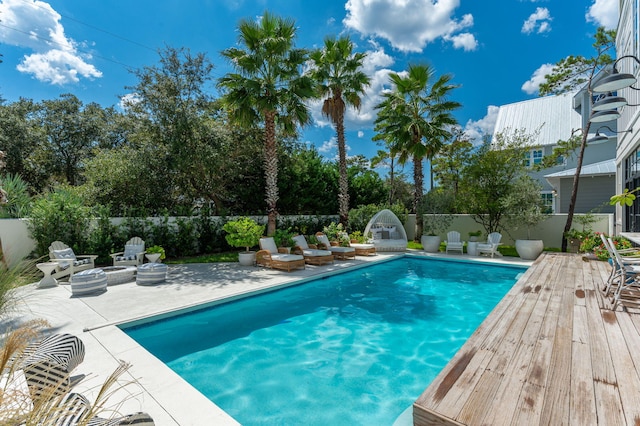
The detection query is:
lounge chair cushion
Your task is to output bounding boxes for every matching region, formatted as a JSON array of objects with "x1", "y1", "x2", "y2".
[
  {"x1": 123, "y1": 244, "x2": 144, "y2": 259},
  {"x1": 271, "y1": 253, "x2": 304, "y2": 262},
  {"x1": 260, "y1": 237, "x2": 279, "y2": 254},
  {"x1": 53, "y1": 248, "x2": 77, "y2": 268},
  {"x1": 292, "y1": 235, "x2": 310, "y2": 250}
]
